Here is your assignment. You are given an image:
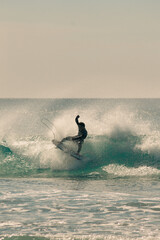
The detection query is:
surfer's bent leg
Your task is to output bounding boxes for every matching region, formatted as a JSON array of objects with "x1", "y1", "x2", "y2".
[
  {"x1": 77, "y1": 141, "x2": 83, "y2": 154},
  {"x1": 72, "y1": 136, "x2": 84, "y2": 154},
  {"x1": 61, "y1": 136, "x2": 72, "y2": 143}
]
